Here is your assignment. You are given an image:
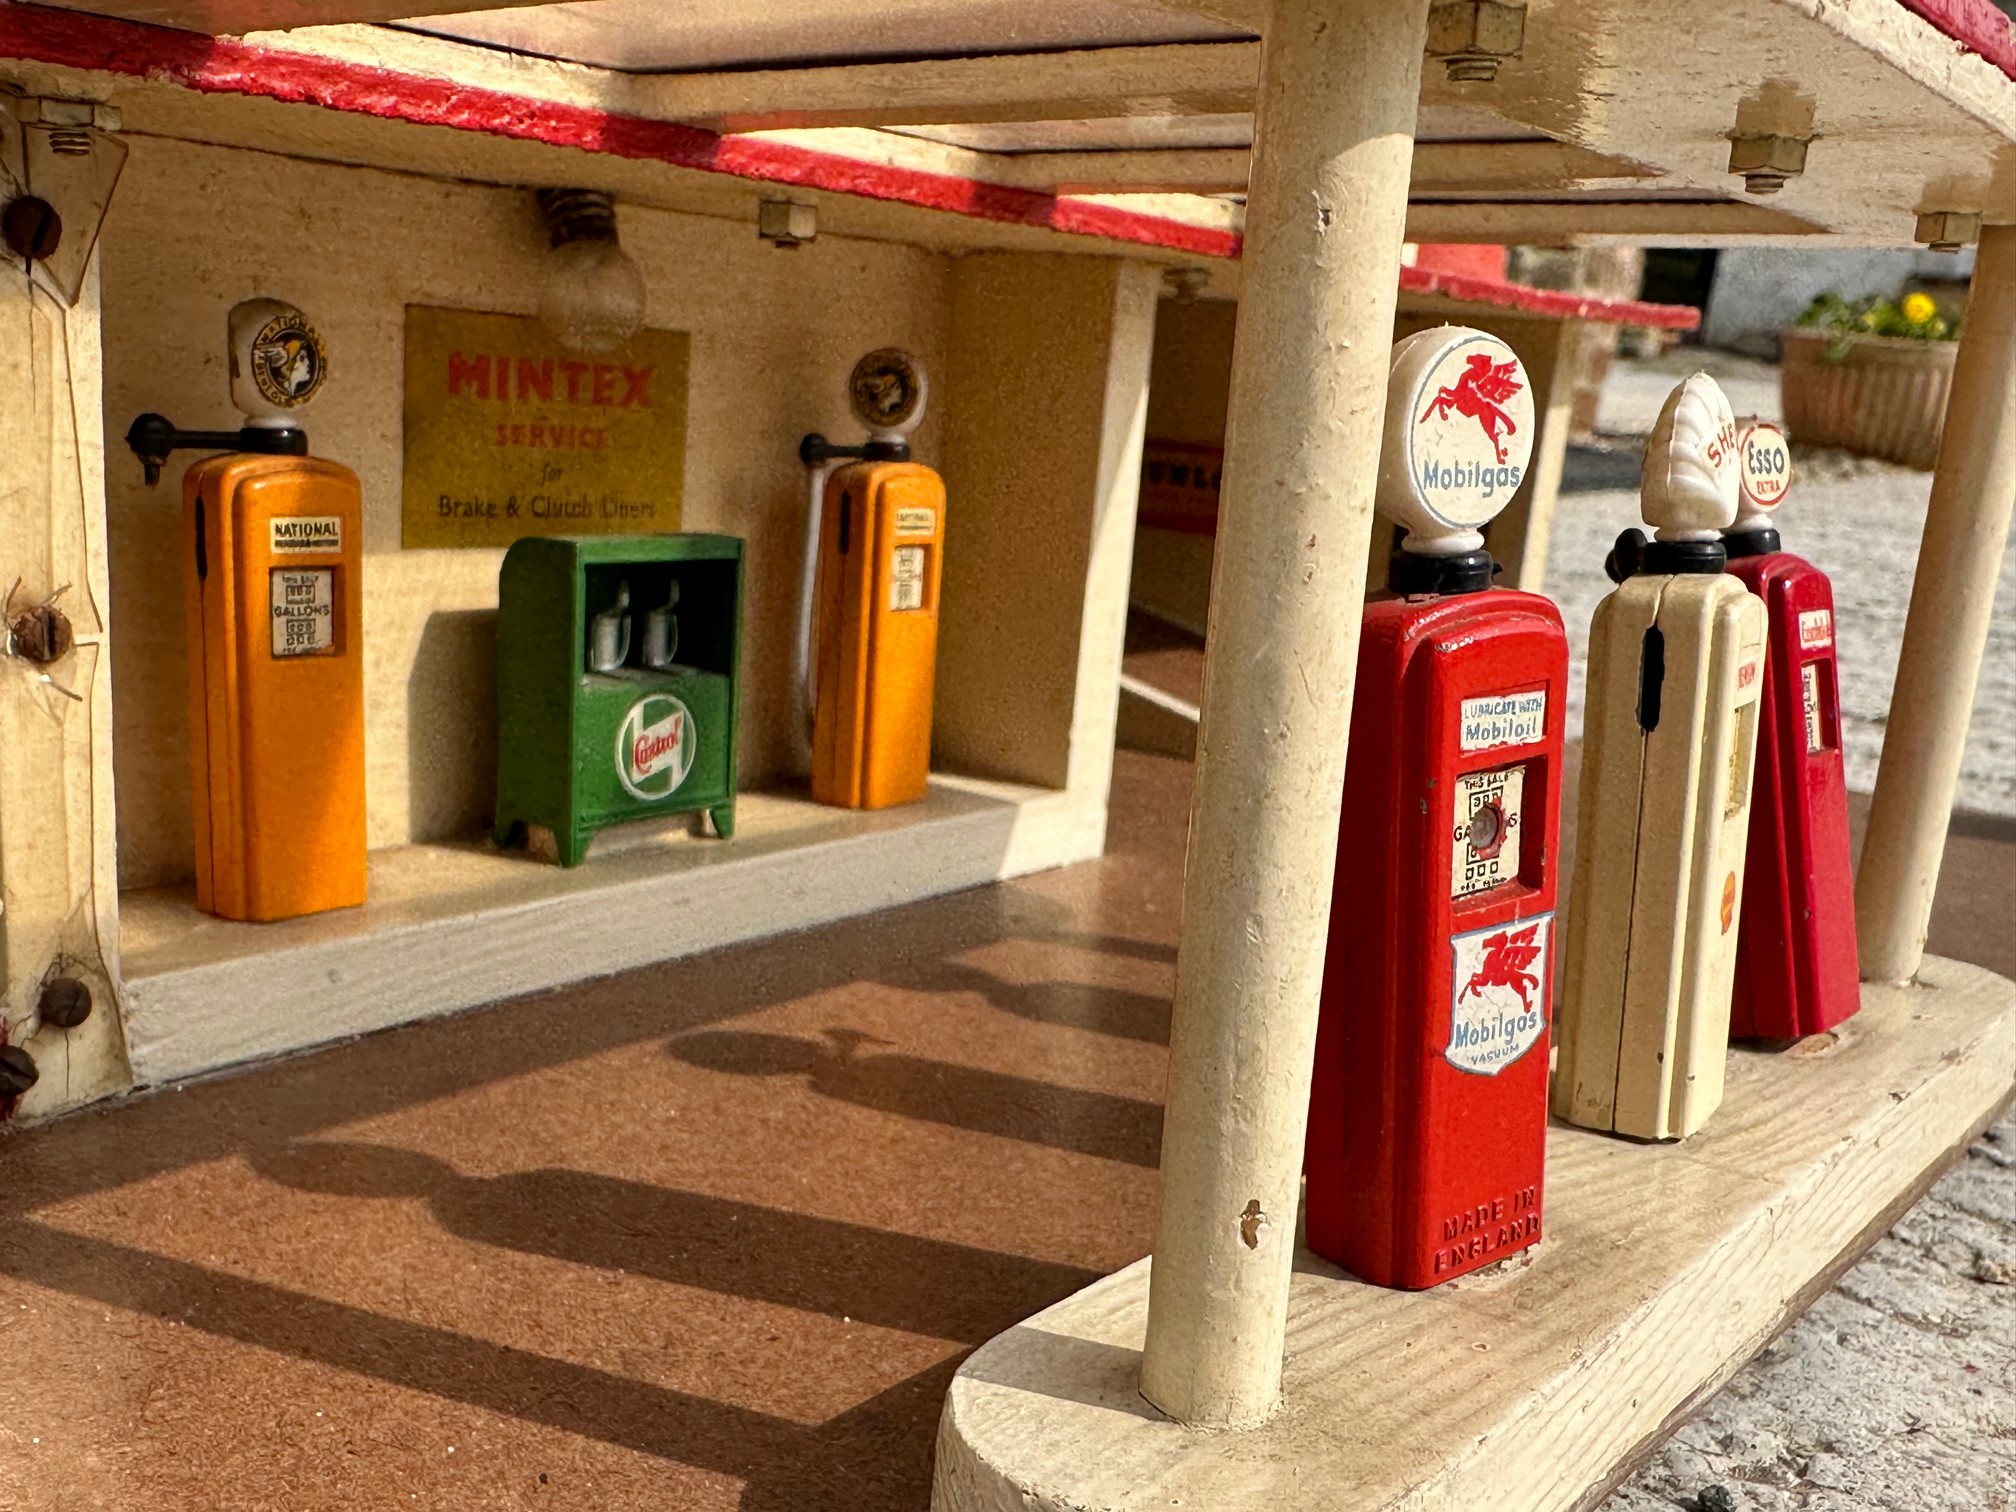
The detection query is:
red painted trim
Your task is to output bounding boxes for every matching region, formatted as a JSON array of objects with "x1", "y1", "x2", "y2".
[
  {"x1": 1891, "y1": 0, "x2": 2016, "y2": 81},
  {"x1": 1401, "y1": 266, "x2": 1701, "y2": 330},
  {"x1": 0, "y1": 2, "x2": 1243, "y2": 259},
  {"x1": 0, "y1": 3, "x2": 1711, "y2": 323}
]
